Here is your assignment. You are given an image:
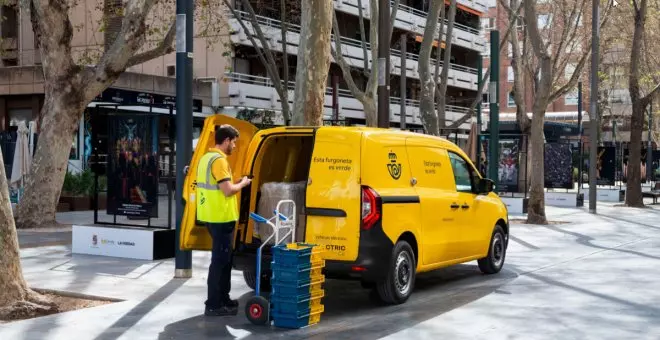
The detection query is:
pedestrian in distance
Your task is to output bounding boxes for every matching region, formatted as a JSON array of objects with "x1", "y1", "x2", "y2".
[{"x1": 196, "y1": 124, "x2": 252, "y2": 316}]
